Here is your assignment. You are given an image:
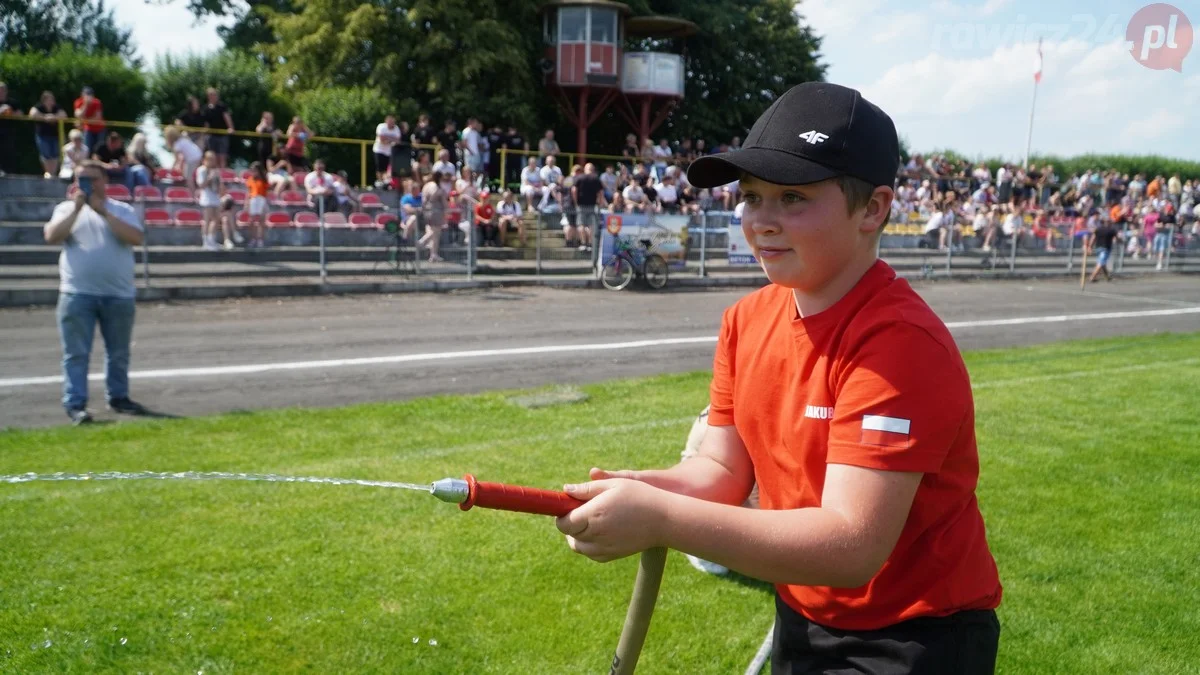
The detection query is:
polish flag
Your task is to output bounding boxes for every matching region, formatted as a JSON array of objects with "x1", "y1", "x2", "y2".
[
  {"x1": 861, "y1": 415, "x2": 911, "y2": 448},
  {"x1": 1033, "y1": 38, "x2": 1043, "y2": 84}
]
